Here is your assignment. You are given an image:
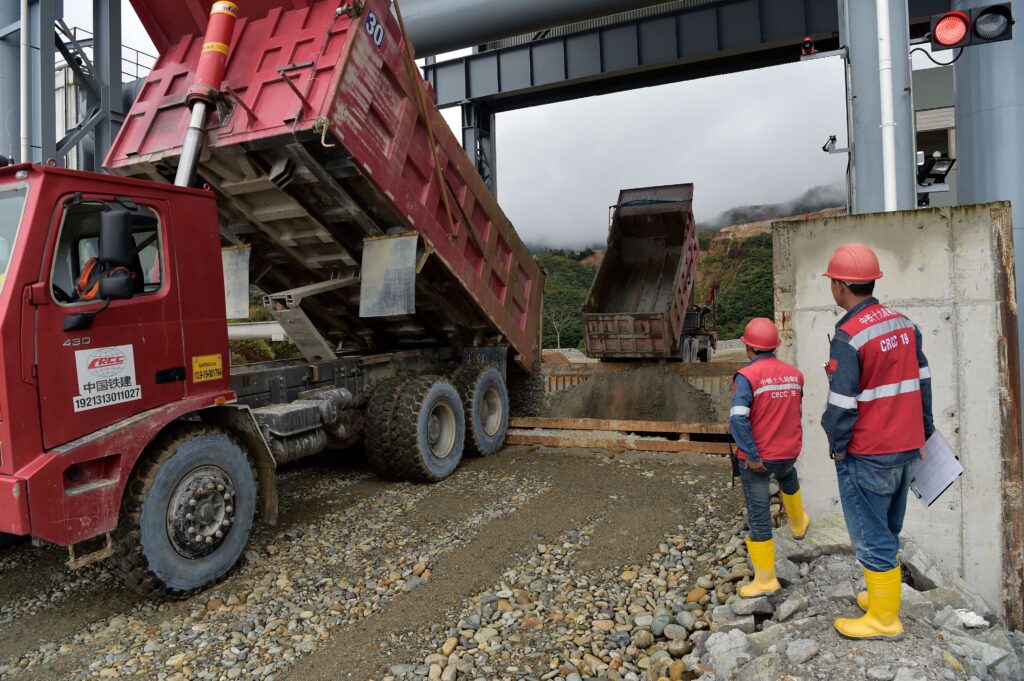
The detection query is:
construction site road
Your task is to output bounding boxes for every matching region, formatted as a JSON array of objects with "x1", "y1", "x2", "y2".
[{"x1": 0, "y1": 446, "x2": 741, "y2": 680}]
